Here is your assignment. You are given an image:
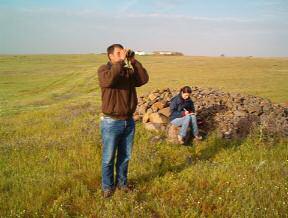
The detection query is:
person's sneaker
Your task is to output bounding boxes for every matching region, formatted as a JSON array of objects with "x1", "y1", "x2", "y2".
[
  {"x1": 194, "y1": 135, "x2": 203, "y2": 141},
  {"x1": 117, "y1": 184, "x2": 134, "y2": 193},
  {"x1": 177, "y1": 135, "x2": 185, "y2": 144},
  {"x1": 103, "y1": 189, "x2": 114, "y2": 198}
]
